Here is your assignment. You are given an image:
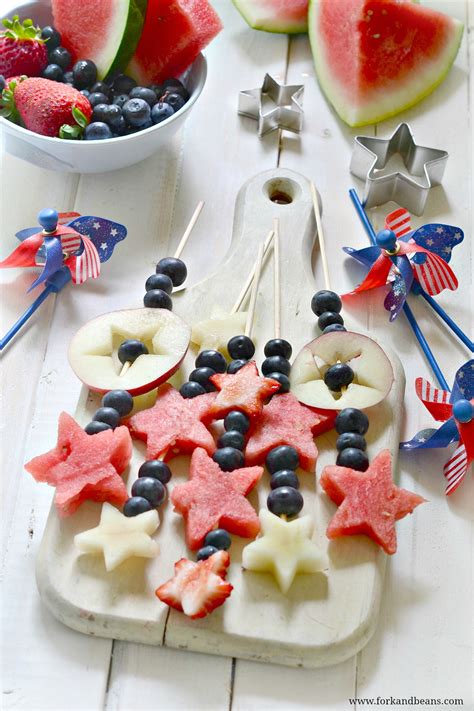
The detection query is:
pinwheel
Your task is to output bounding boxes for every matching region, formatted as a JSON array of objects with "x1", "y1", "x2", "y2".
[
  {"x1": 0, "y1": 208, "x2": 127, "y2": 350},
  {"x1": 400, "y1": 360, "x2": 474, "y2": 495}
]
